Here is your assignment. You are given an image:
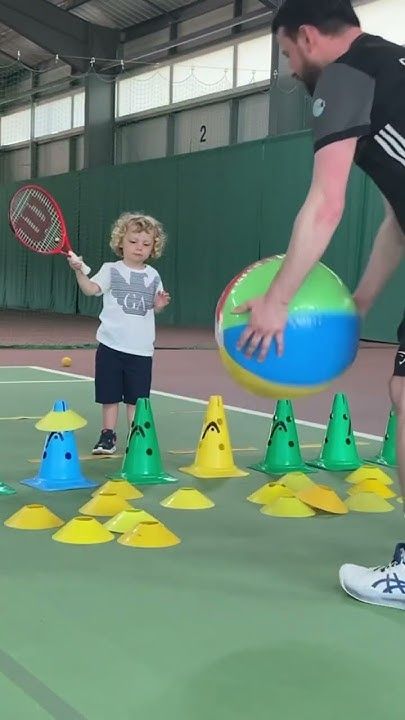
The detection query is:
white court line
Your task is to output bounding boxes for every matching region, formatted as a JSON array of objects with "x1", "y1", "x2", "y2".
[
  {"x1": 0, "y1": 365, "x2": 39, "y2": 369},
  {"x1": 0, "y1": 379, "x2": 88, "y2": 384},
  {"x1": 26, "y1": 365, "x2": 384, "y2": 442}
]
